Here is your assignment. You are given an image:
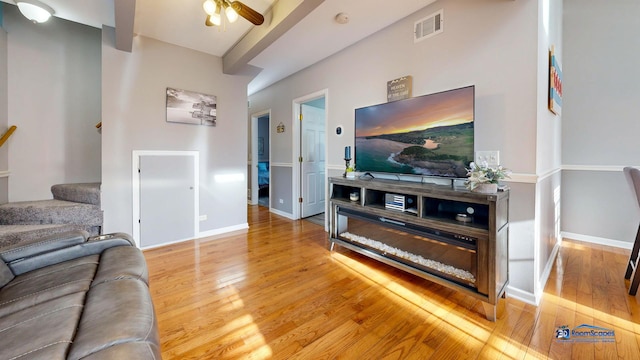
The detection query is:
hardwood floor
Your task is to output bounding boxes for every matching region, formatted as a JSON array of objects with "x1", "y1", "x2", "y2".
[{"x1": 143, "y1": 205, "x2": 640, "y2": 359}]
